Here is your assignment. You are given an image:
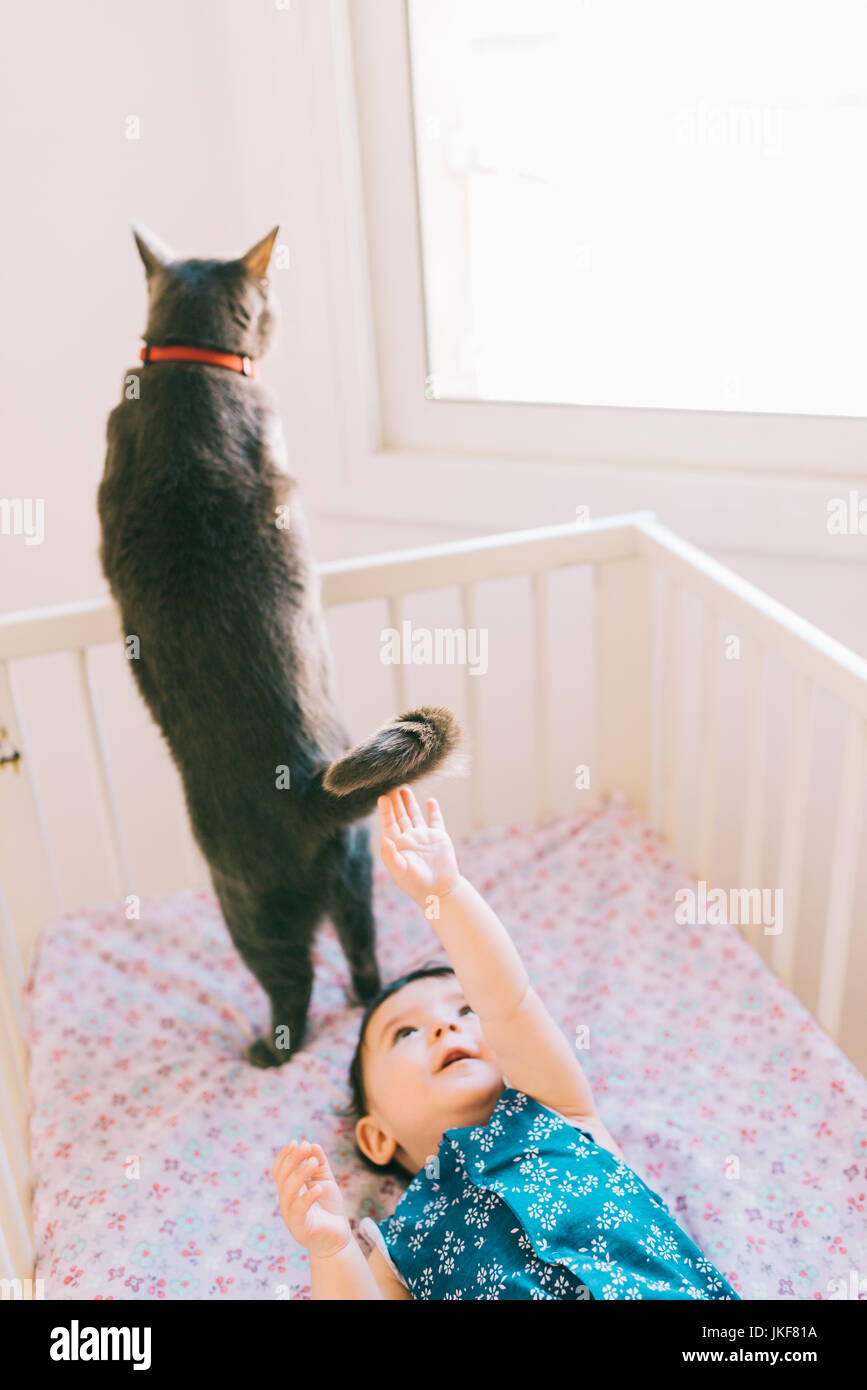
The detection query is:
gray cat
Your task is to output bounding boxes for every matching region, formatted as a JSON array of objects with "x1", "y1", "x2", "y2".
[{"x1": 98, "y1": 225, "x2": 459, "y2": 1066}]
